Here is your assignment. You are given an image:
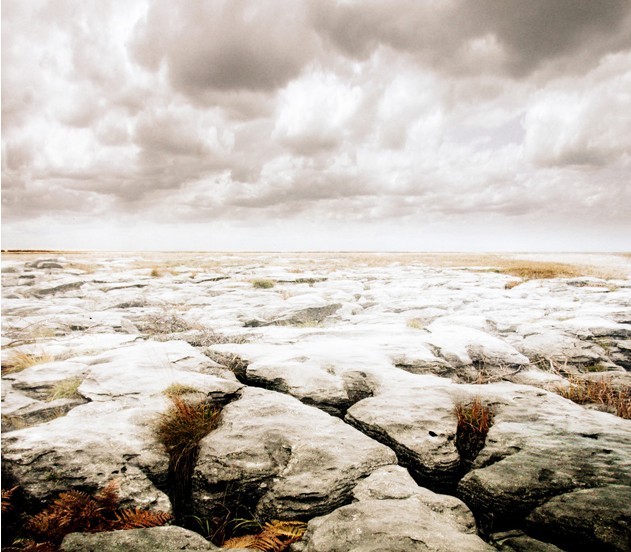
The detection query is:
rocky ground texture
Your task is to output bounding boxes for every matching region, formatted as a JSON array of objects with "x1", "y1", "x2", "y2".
[{"x1": 2, "y1": 252, "x2": 630, "y2": 551}]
